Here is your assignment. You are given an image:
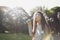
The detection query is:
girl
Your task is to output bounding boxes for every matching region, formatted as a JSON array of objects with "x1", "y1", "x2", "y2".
[{"x1": 32, "y1": 12, "x2": 50, "y2": 40}]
